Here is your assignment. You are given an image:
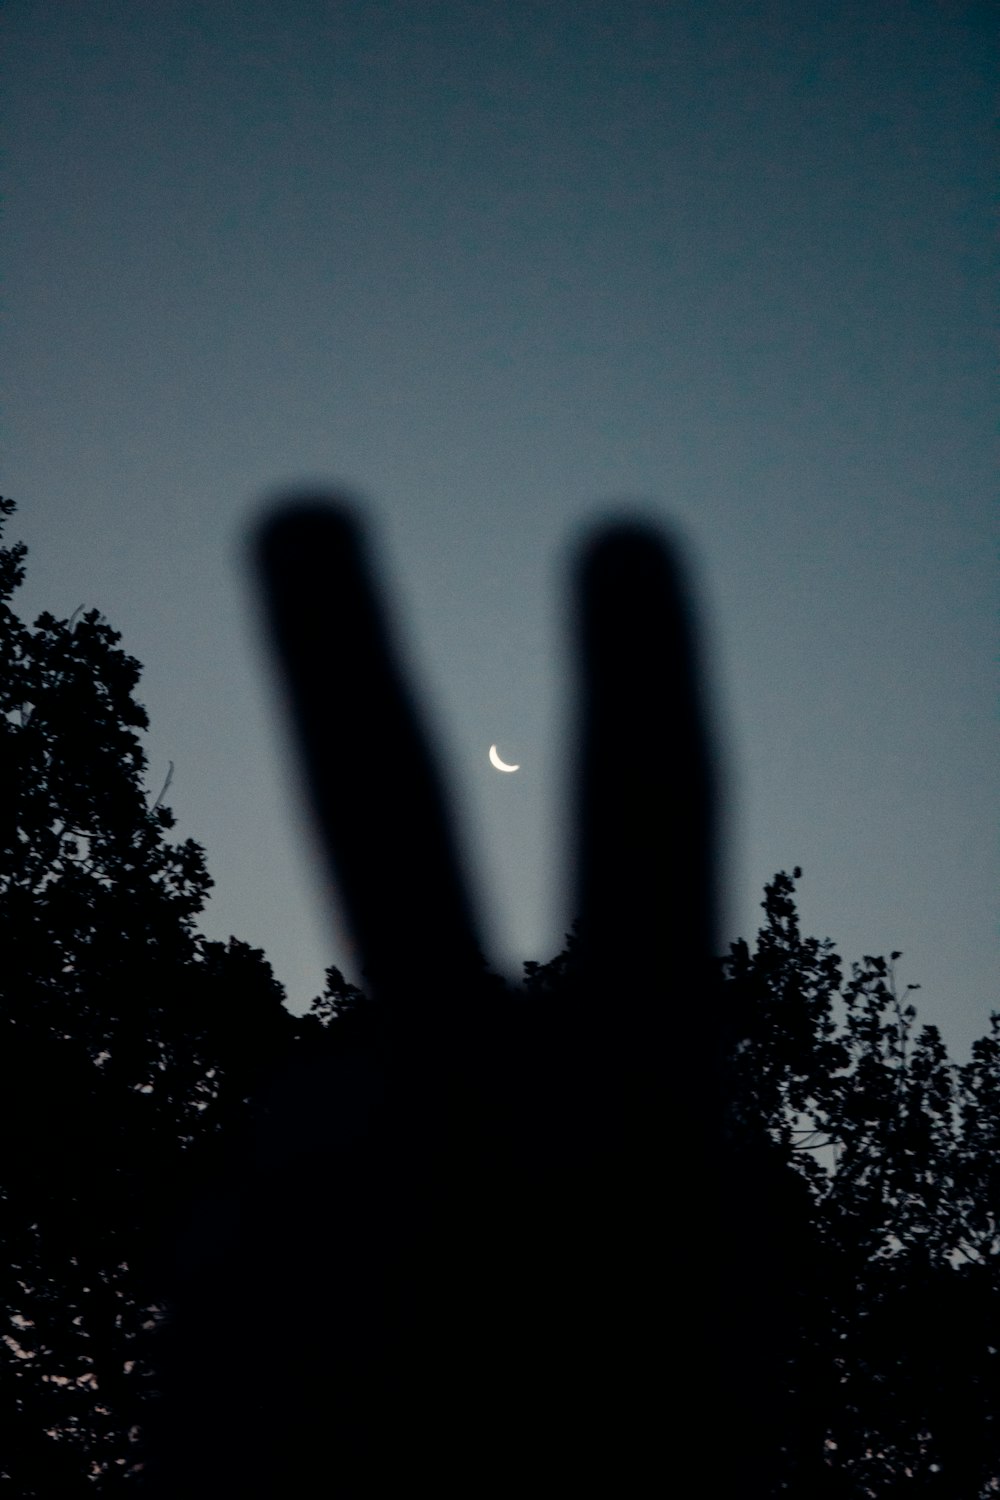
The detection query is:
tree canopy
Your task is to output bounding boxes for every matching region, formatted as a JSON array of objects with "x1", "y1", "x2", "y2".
[
  {"x1": 0, "y1": 498, "x2": 296, "y2": 1490},
  {"x1": 719, "y1": 868, "x2": 999, "y2": 1492}
]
